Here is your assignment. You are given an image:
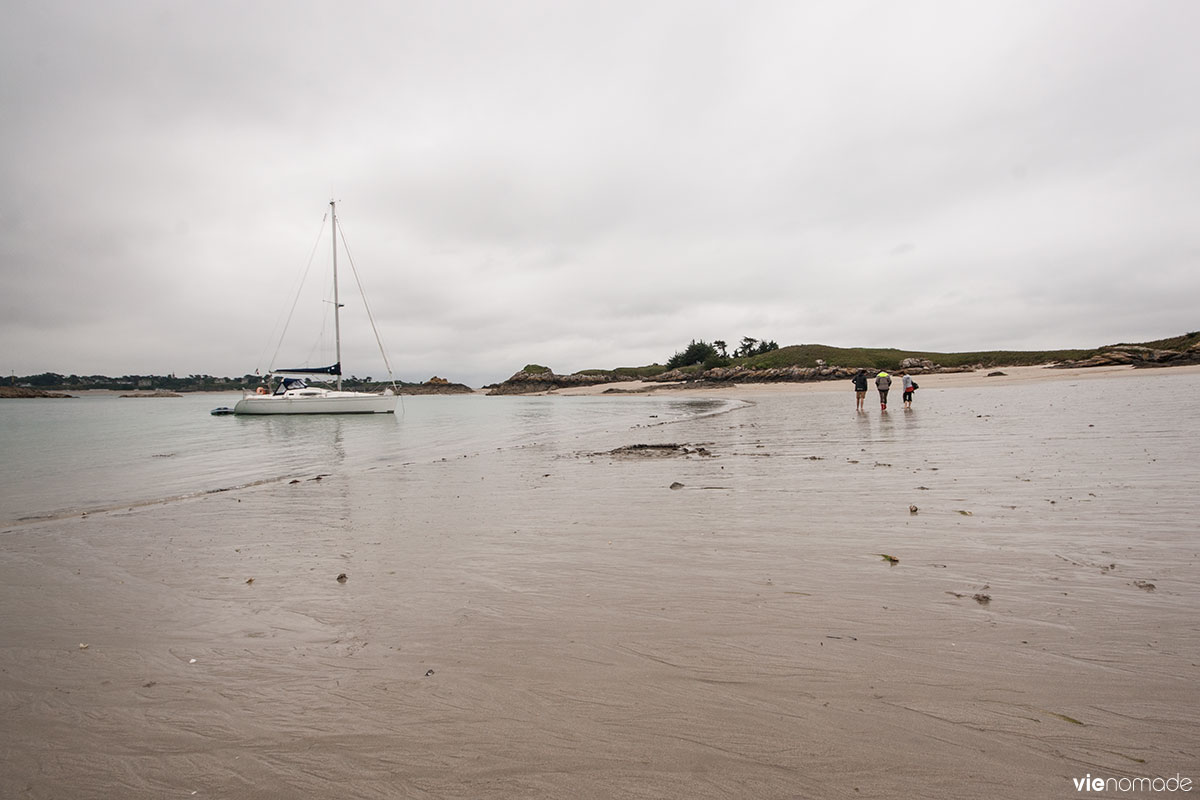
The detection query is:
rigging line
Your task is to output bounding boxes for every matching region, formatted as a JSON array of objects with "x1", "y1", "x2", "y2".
[
  {"x1": 303, "y1": 300, "x2": 334, "y2": 368},
  {"x1": 258, "y1": 215, "x2": 325, "y2": 373},
  {"x1": 267, "y1": 213, "x2": 329, "y2": 372},
  {"x1": 337, "y1": 222, "x2": 397, "y2": 386}
]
